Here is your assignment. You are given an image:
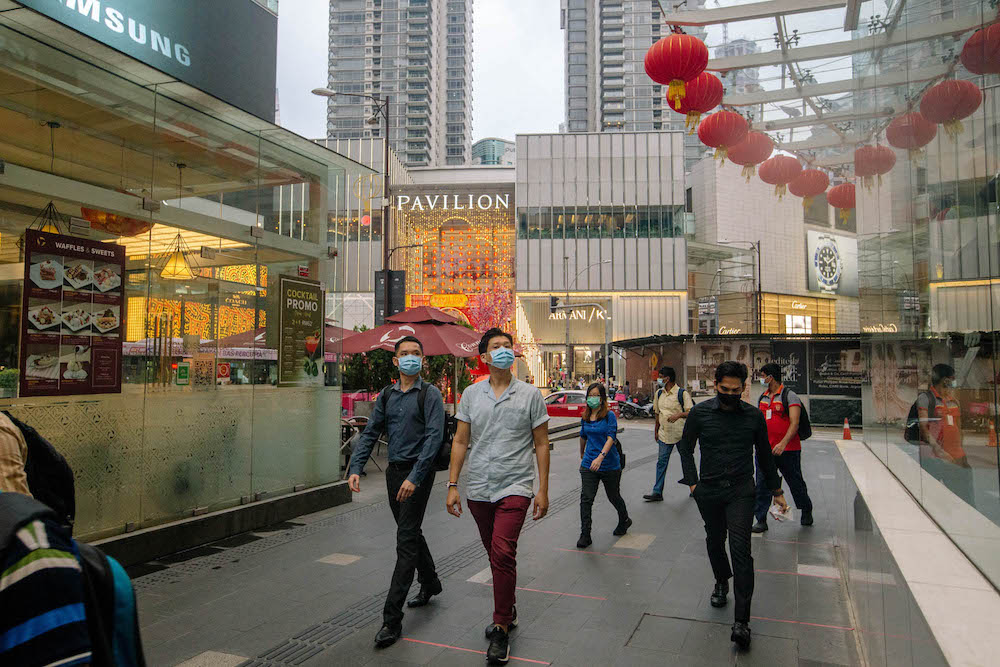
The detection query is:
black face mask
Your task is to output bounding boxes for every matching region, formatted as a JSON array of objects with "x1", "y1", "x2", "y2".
[{"x1": 717, "y1": 392, "x2": 742, "y2": 408}]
